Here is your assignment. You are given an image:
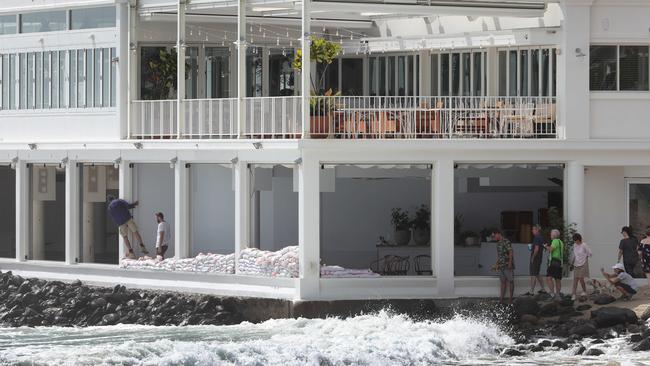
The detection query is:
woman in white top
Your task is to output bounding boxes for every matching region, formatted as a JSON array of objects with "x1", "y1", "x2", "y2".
[
  {"x1": 571, "y1": 233, "x2": 592, "y2": 300},
  {"x1": 155, "y1": 212, "x2": 171, "y2": 261}
]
